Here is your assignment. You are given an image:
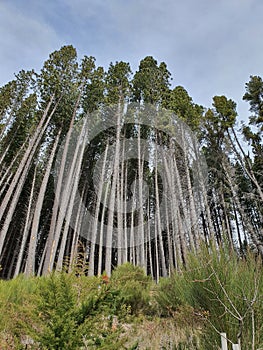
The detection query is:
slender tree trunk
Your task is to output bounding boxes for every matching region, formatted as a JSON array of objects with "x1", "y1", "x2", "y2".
[
  {"x1": 56, "y1": 119, "x2": 88, "y2": 271},
  {"x1": 121, "y1": 161, "x2": 127, "y2": 266},
  {"x1": 154, "y1": 144, "x2": 167, "y2": 278},
  {"x1": 42, "y1": 93, "x2": 82, "y2": 274},
  {"x1": 0, "y1": 138, "x2": 29, "y2": 193},
  {"x1": 223, "y1": 160, "x2": 263, "y2": 256},
  {"x1": 116, "y1": 142, "x2": 123, "y2": 266},
  {"x1": 219, "y1": 189, "x2": 234, "y2": 249},
  {"x1": 97, "y1": 180, "x2": 110, "y2": 276},
  {"x1": 130, "y1": 184, "x2": 136, "y2": 266},
  {"x1": 147, "y1": 200, "x2": 153, "y2": 276},
  {"x1": 88, "y1": 142, "x2": 109, "y2": 276},
  {"x1": 105, "y1": 104, "x2": 122, "y2": 276},
  {"x1": 14, "y1": 166, "x2": 37, "y2": 277},
  {"x1": 228, "y1": 128, "x2": 263, "y2": 203},
  {"x1": 68, "y1": 184, "x2": 87, "y2": 273},
  {"x1": 137, "y1": 125, "x2": 146, "y2": 270},
  {"x1": 0, "y1": 96, "x2": 58, "y2": 256},
  {"x1": 25, "y1": 130, "x2": 61, "y2": 275},
  {"x1": 0, "y1": 96, "x2": 56, "y2": 221},
  {"x1": 232, "y1": 201, "x2": 243, "y2": 251}
]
